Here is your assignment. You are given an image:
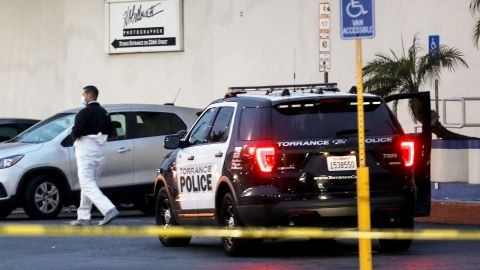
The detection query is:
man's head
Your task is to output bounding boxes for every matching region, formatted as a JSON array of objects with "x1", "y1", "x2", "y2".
[{"x1": 82, "y1": 85, "x2": 99, "y2": 104}]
